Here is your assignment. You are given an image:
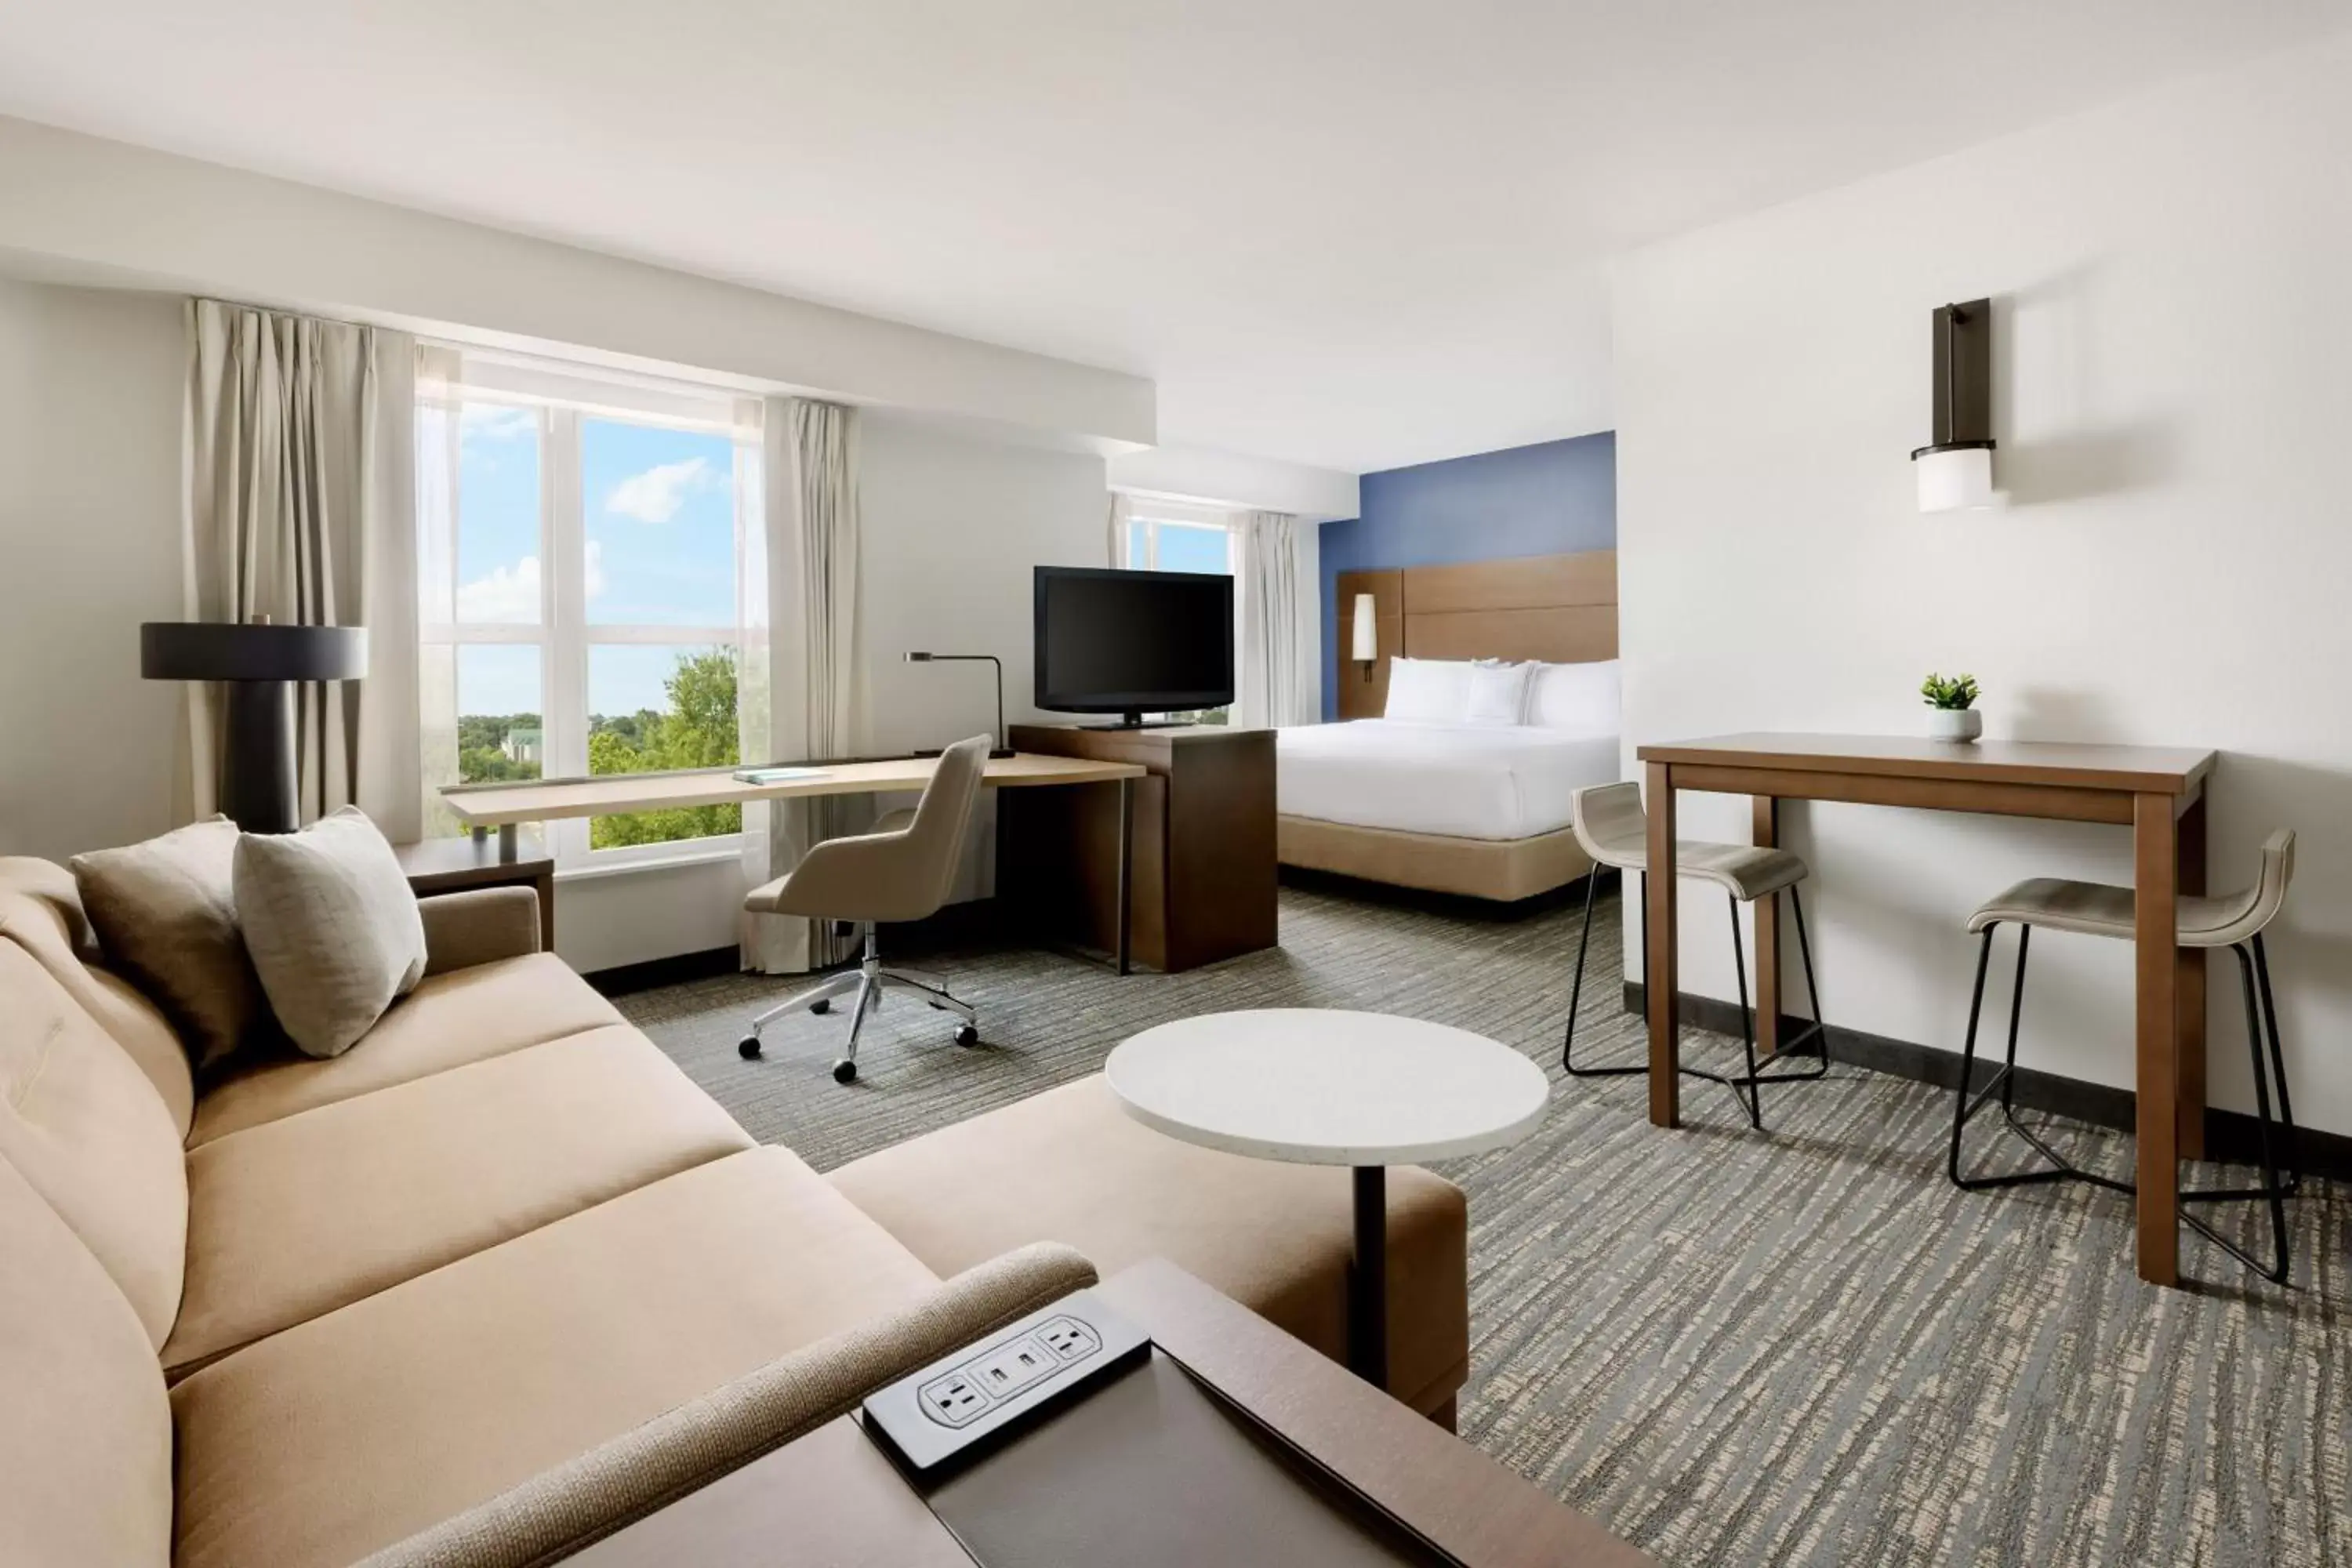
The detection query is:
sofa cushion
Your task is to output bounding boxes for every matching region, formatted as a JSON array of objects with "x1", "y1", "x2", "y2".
[
  {"x1": 829, "y1": 1075, "x2": 1470, "y2": 1414},
  {"x1": 234, "y1": 807, "x2": 429, "y2": 1058},
  {"x1": 188, "y1": 952, "x2": 626, "y2": 1147},
  {"x1": 0, "y1": 1154, "x2": 174, "y2": 1568},
  {"x1": 0, "y1": 856, "x2": 194, "y2": 1137},
  {"x1": 170, "y1": 1146, "x2": 942, "y2": 1568},
  {"x1": 165, "y1": 1025, "x2": 755, "y2": 1377},
  {"x1": 68, "y1": 816, "x2": 264, "y2": 1072},
  {"x1": 0, "y1": 940, "x2": 189, "y2": 1350}
]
